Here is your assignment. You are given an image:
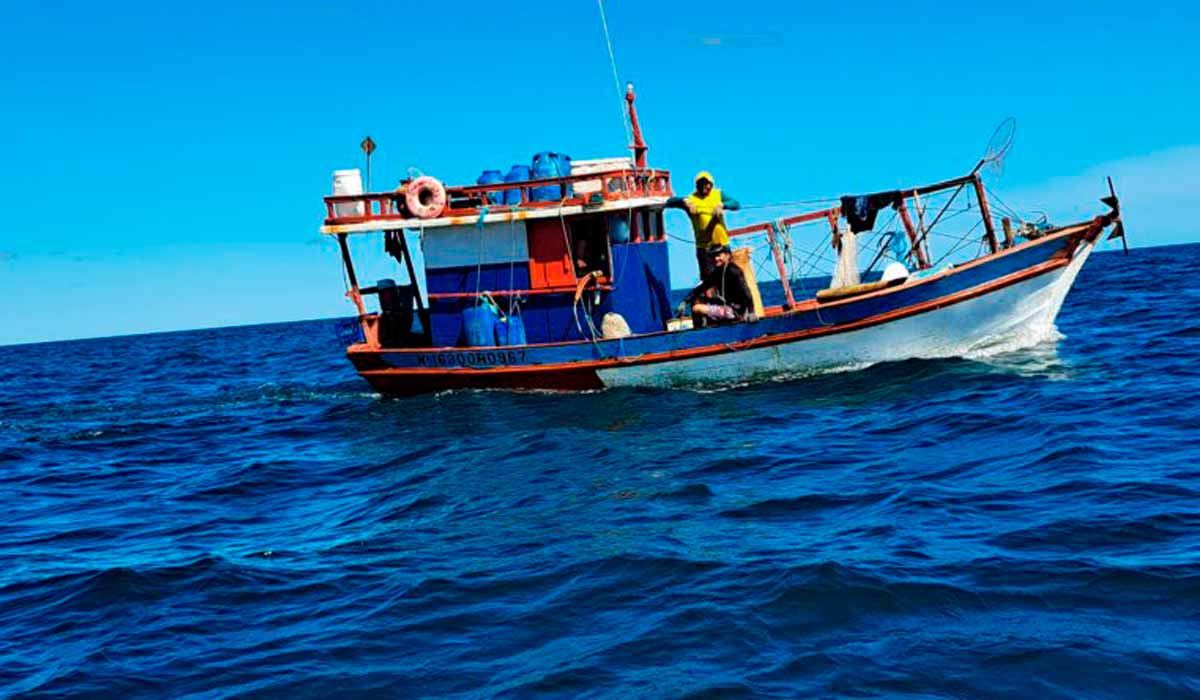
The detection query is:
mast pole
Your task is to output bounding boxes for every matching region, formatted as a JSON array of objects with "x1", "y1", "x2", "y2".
[
  {"x1": 625, "y1": 83, "x2": 648, "y2": 169},
  {"x1": 895, "y1": 197, "x2": 930, "y2": 269},
  {"x1": 972, "y1": 174, "x2": 999, "y2": 254}
]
